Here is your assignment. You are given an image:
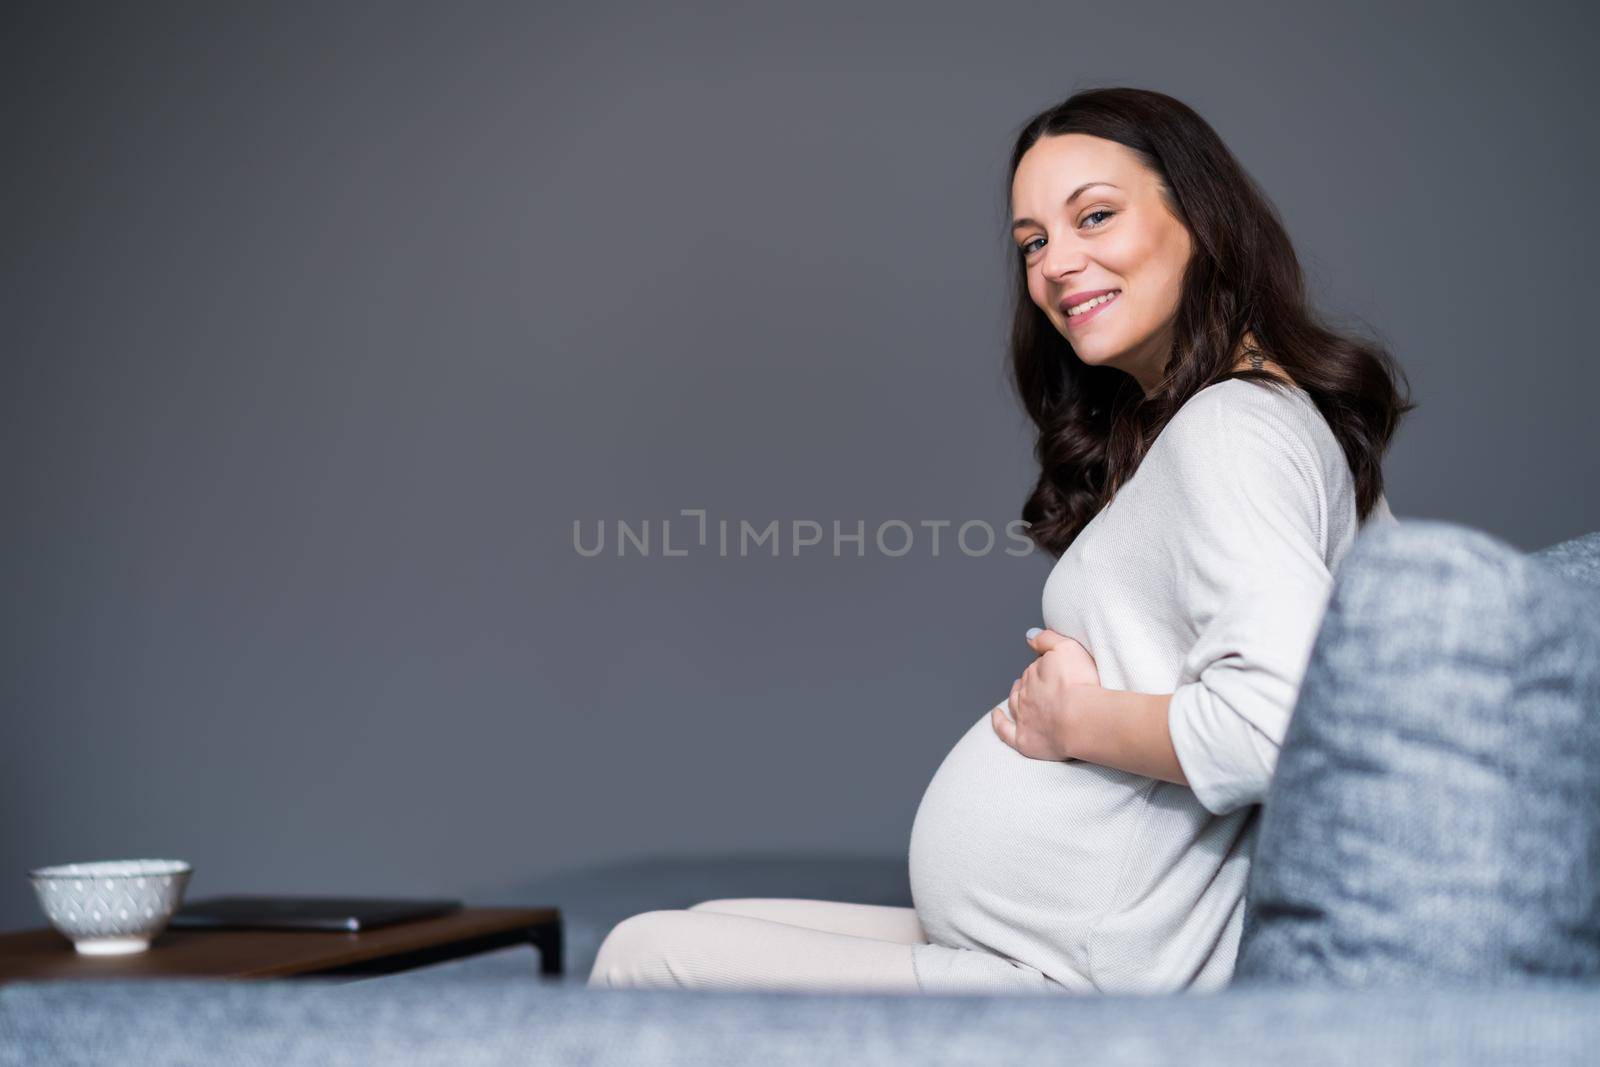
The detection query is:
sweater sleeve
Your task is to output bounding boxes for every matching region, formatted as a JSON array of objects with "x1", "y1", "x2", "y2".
[{"x1": 1157, "y1": 387, "x2": 1337, "y2": 816}]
